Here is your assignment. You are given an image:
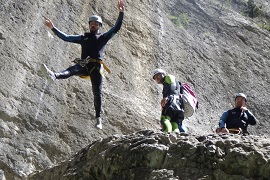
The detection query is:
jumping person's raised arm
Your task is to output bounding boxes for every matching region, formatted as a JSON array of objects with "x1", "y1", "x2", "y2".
[
  {"x1": 118, "y1": 0, "x2": 125, "y2": 12},
  {"x1": 44, "y1": 17, "x2": 81, "y2": 43},
  {"x1": 102, "y1": 0, "x2": 124, "y2": 40}
]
